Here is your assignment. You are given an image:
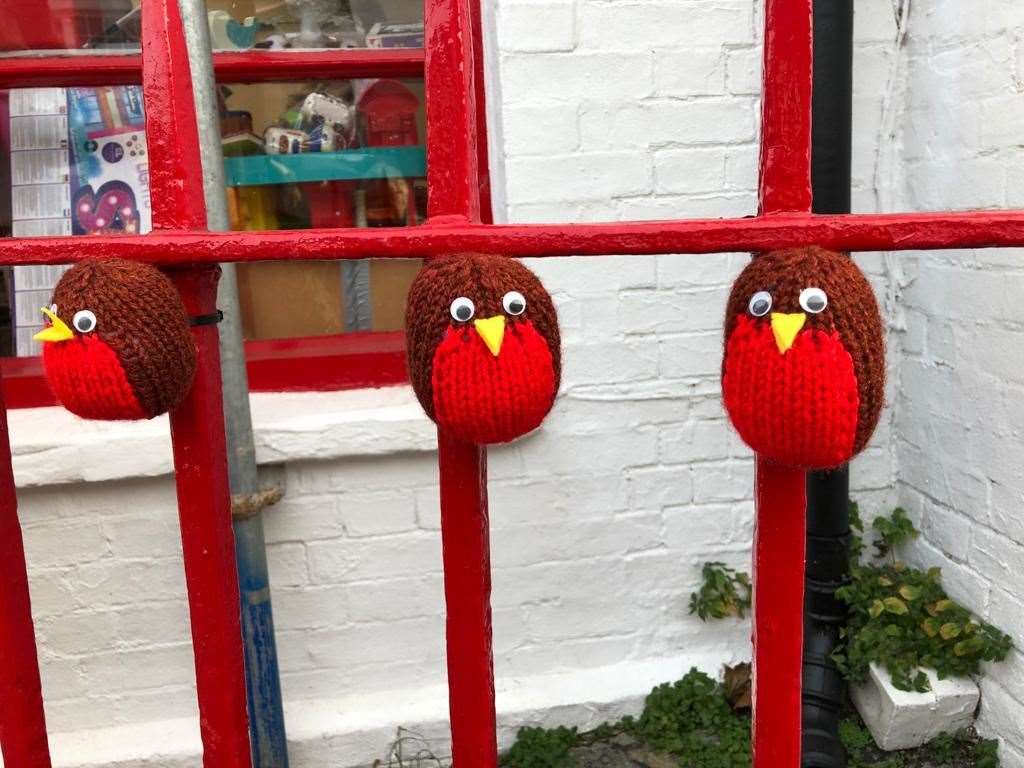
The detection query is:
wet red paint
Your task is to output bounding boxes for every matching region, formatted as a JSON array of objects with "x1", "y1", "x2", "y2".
[
  {"x1": 0, "y1": 383, "x2": 52, "y2": 767},
  {"x1": 142, "y1": 2, "x2": 251, "y2": 767},
  {"x1": 752, "y1": 459, "x2": 807, "y2": 768}
]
